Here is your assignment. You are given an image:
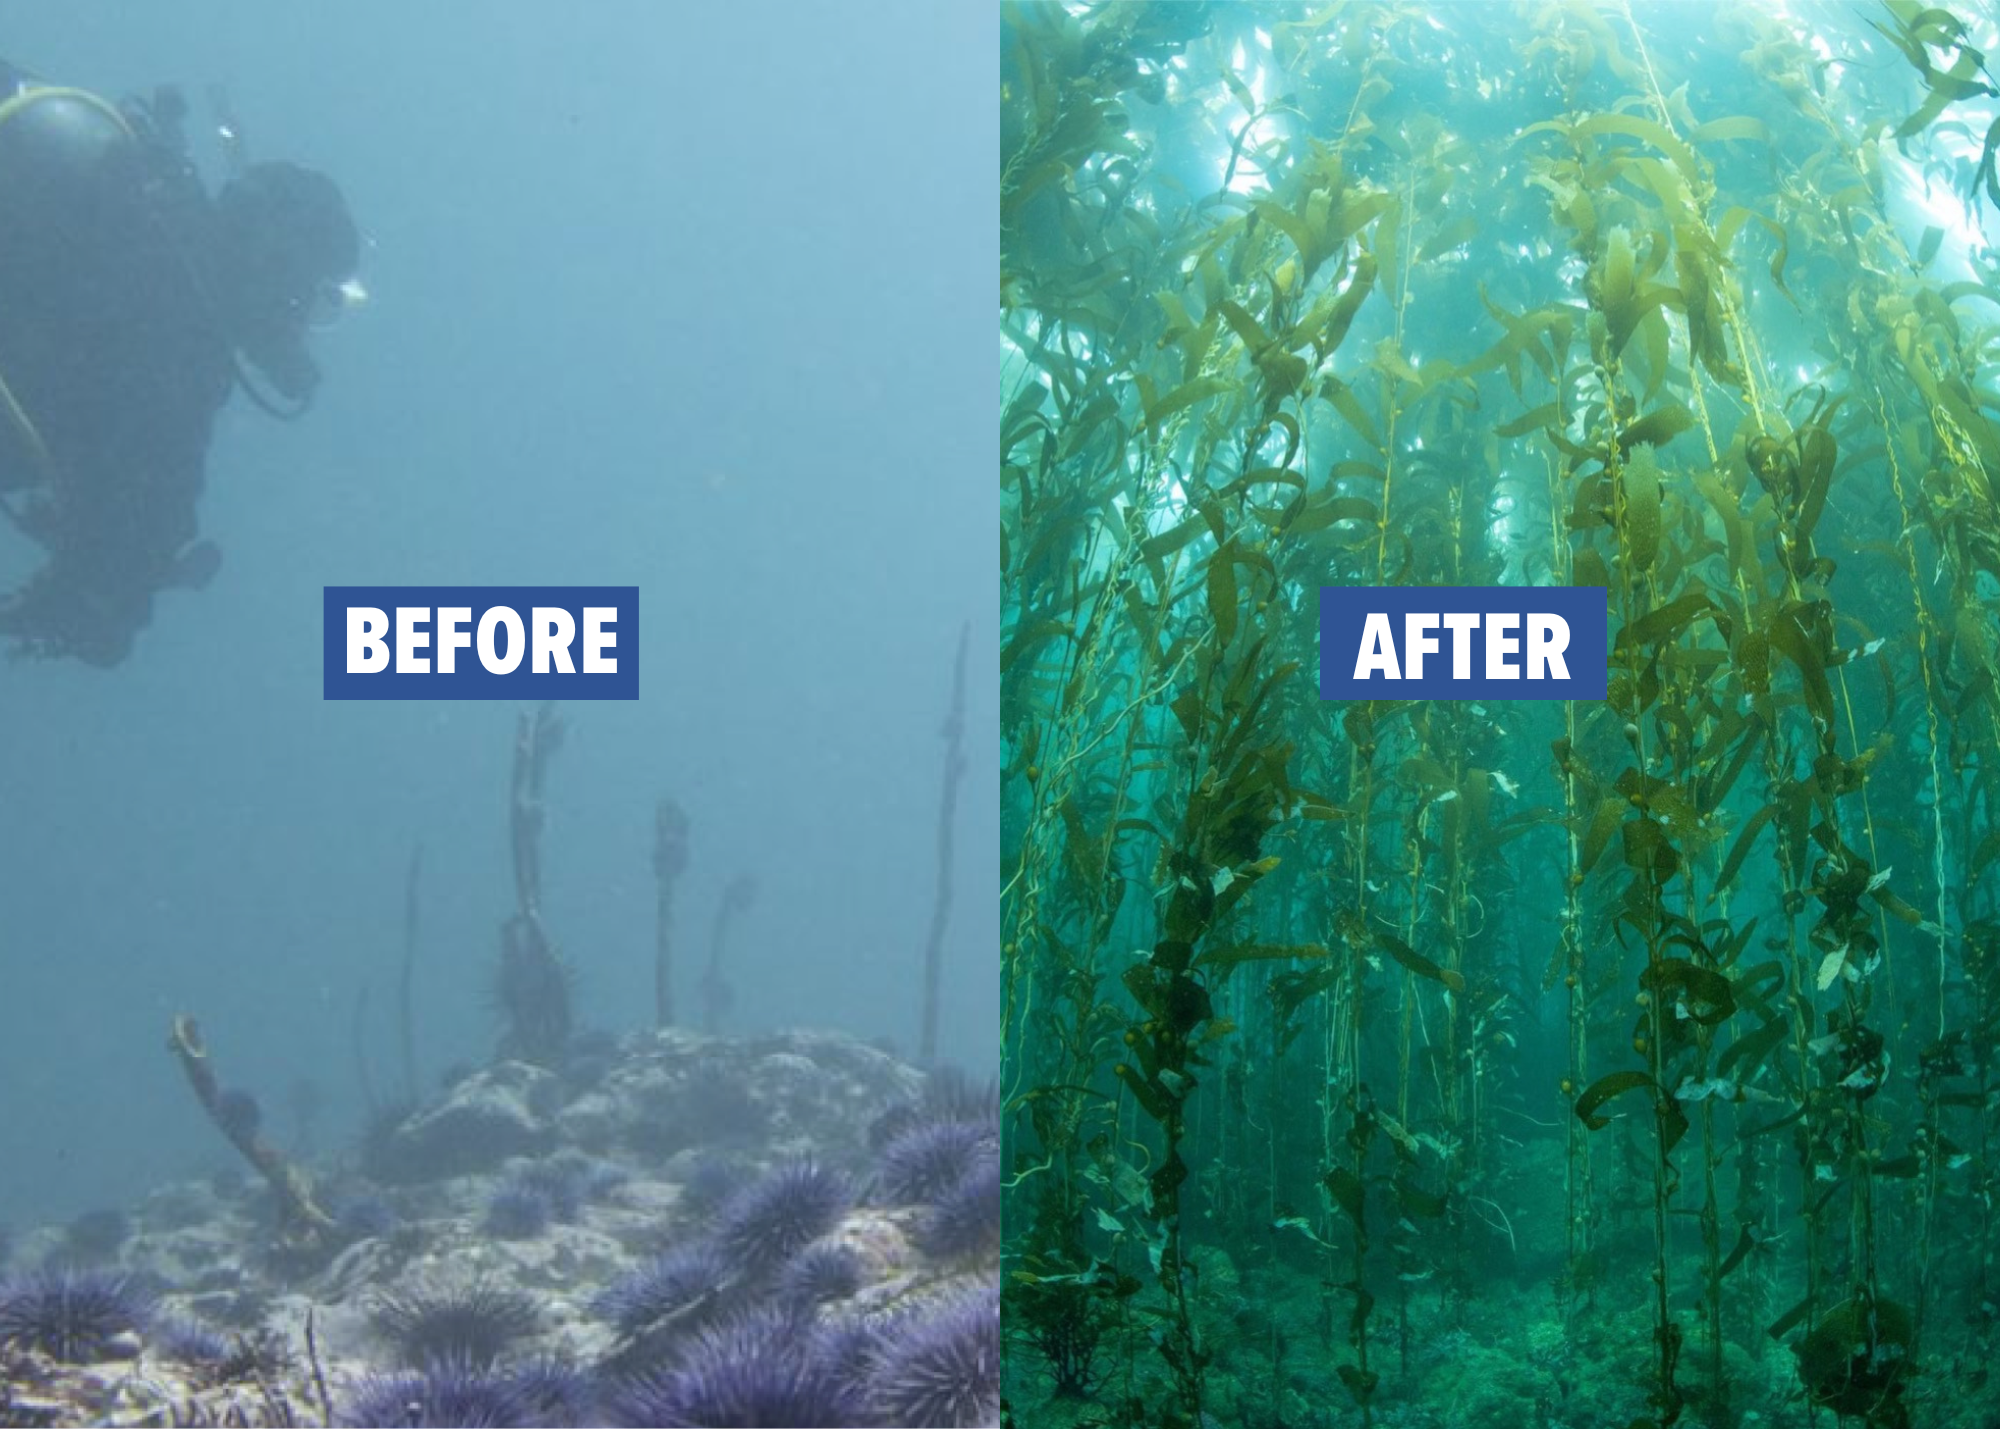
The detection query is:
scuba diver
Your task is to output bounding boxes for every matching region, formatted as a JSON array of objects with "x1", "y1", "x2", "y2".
[{"x1": 0, "y1": 60, "x2": 361, "y2": 666}]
